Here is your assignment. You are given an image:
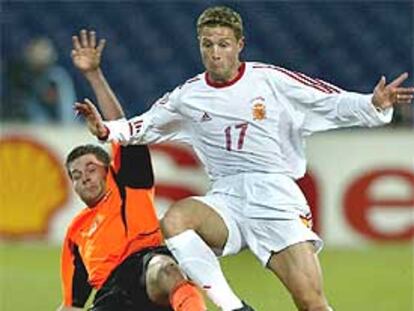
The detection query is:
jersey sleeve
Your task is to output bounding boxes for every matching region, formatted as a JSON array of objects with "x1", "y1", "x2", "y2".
[
  {"x1": 111, "y1": 143, "x2": 154, "y2": 188},
  {"x1": 60, "y1": 232, "x2": 92, "y2": 307},
  {"x1": 268, "y1": 67, "x2": 393, "y2": 135},
  {"x1": 103, "y1": 87, "x2": 188, "y2": 145}
]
